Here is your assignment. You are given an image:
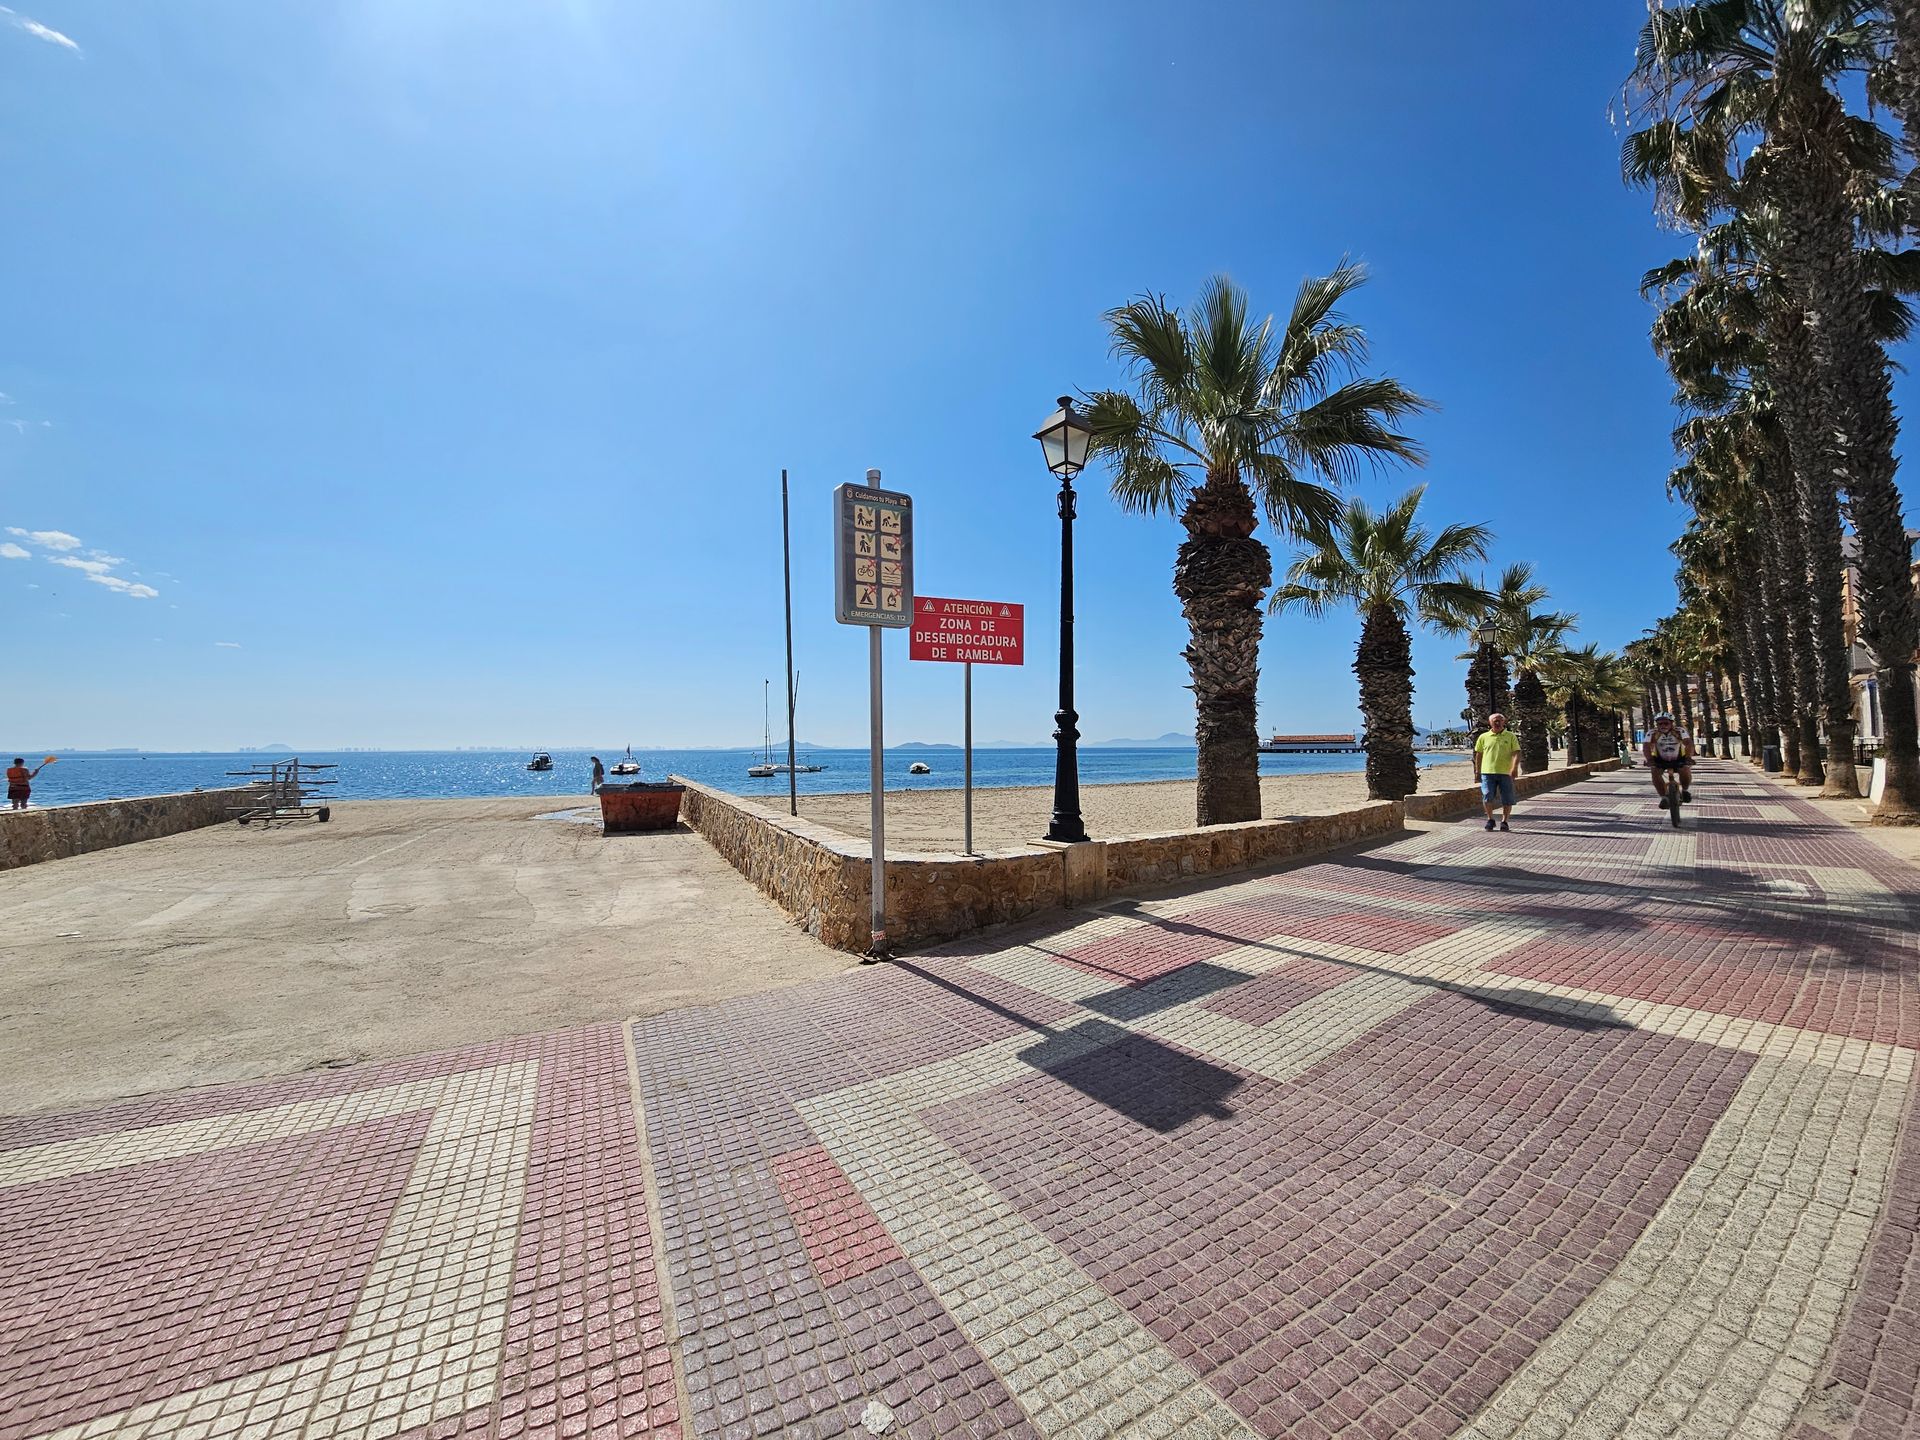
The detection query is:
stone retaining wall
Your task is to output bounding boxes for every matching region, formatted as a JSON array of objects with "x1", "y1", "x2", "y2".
[
  {"x1": 1402, "y1": 757, "x2": 1621, "y2": 822},
  {"x1": 673, "y1": 775, "x2": 1403, "y2": 954},
  {"x1": 0, "y1": 785, "x2": 268, "y2": 871}
]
